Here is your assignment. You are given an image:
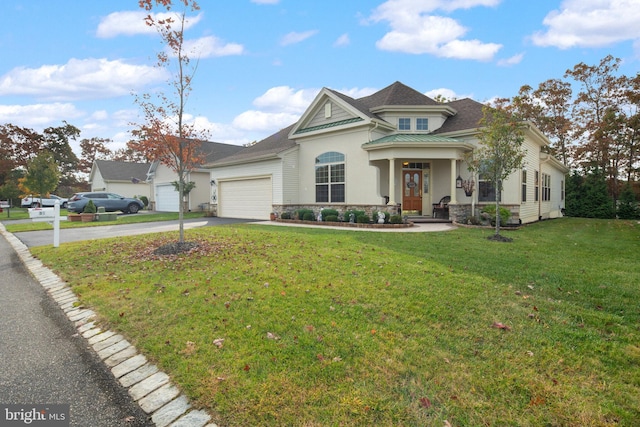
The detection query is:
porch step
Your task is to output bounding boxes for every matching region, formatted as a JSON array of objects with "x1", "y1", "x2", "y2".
[{"x1": 406, "y1": 216, "x2": 452, "y2": 224}]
